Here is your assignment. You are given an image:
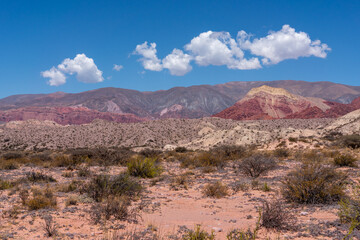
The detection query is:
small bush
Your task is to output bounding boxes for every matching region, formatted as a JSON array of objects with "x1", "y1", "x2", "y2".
[
  {"x1": 84, "y1": 173, "x2": 142, "y2": 202},
  {"x1": 139, "y1": 148, "x2": 162, "y2": 158},
  {"x1": 90, "y1": 196, "x2": 138, "y2": 224},
  {"x1": 338, "y1": 198, "x2": 360, "y2": 230},
  {"x1": 170, "y1": 174, "x2": 190, "y2": 190},
  {"x1": 211, "y1": 145, "x2": 247, "y2": 160},
  {"x1": 2, "y1": 152, "x2": 23, "y2": 160},
  {"x1": 261, "y1": 182, "x2": 271, "y2": 192},
  {"x1": 66, "y1": 195, "x2": 78, "y2": 206},
  {"x1": 42, "y1": 215, "x2": 58, "y2": 237},
  {"x1": 25, "y1": 187, "x2": 57, "y2": 210},
  {"x1": 273, "y1": 148, "x2": 290, "y2": 158},
  {"x1": 0, "y1": 161, "x2": 19, "y2": 170},
  {"x1": 334, "y1": 154, "x2": 358, "y2": 167},
  {"x1": 0, "y1": 179, "x2": 13, "y2": 190},
  {"x1": 26, "y1": 171, "x2": 56, "y2": 183},
  {"x1": 77, "y1": 166, "x2": 91, "y2": 177},
  {"x1": 282, "y1": 163, "x2": 346, "y2": 204},
  {"x1": 260, "y1": 200, "x2": 296, "y2": 230},
  {"x1": 339, "y1": 135, "x2": 360, "y2": 149},
  {"x1": 182, "y1": 225, "x2": 215, "y2": 240},
  {"x1": 175, "y1": 147, "x2": 188, "y2": 153},
  {"x1": 203, "y1": 181, "x2": 229, "y2": 198},
  {"x1": 231, "y1": 181, "x2": 250, "y2": 193},
  {"x1": 238, "y1": 154, "x2": 277, "y2": 178},
  {"x1": 127, "y1": 157, "x2": 162, "y2": 178},
  {"x1": 180, "y1": 152, "x2": 225, "y2": 169}
]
